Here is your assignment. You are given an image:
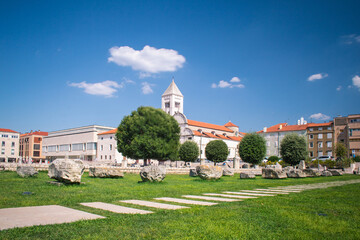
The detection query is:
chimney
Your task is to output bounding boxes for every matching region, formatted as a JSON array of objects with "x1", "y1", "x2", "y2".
[
  {"x1": 279, "y1": 125, "x2": 283, "y2": 130},
  {"x1": 297, "y1": 120, "x2": 300, "y2": 125},
  {"x1": 263, "y1": 127, "x2": 267, "y2": 133}
]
